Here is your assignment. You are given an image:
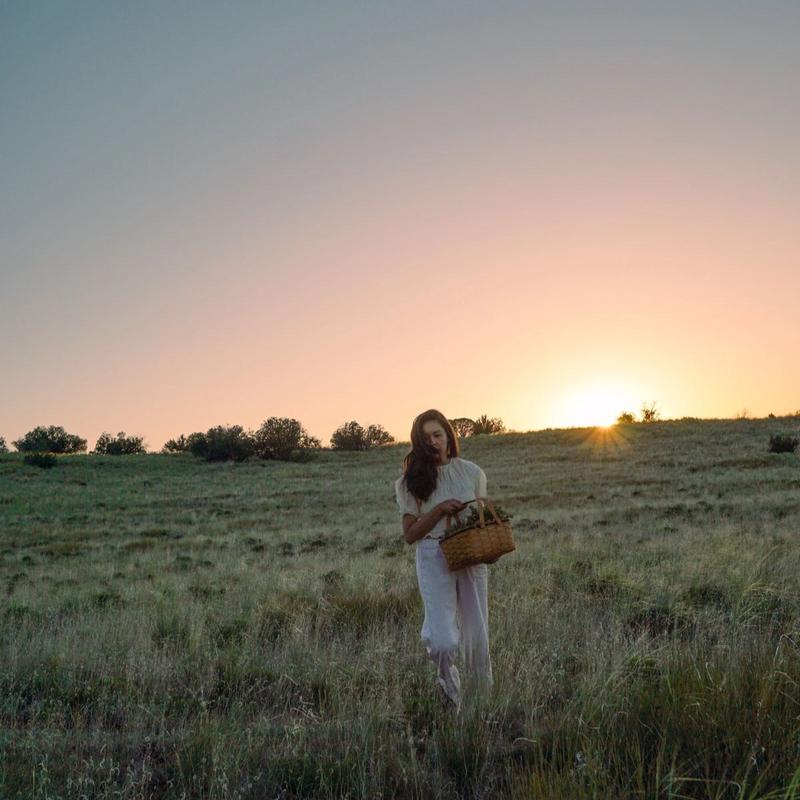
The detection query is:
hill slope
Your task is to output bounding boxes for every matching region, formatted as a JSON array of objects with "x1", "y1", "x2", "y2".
[{"x1": 1, "y1": 417, "x2": 799, "y2": 798}]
